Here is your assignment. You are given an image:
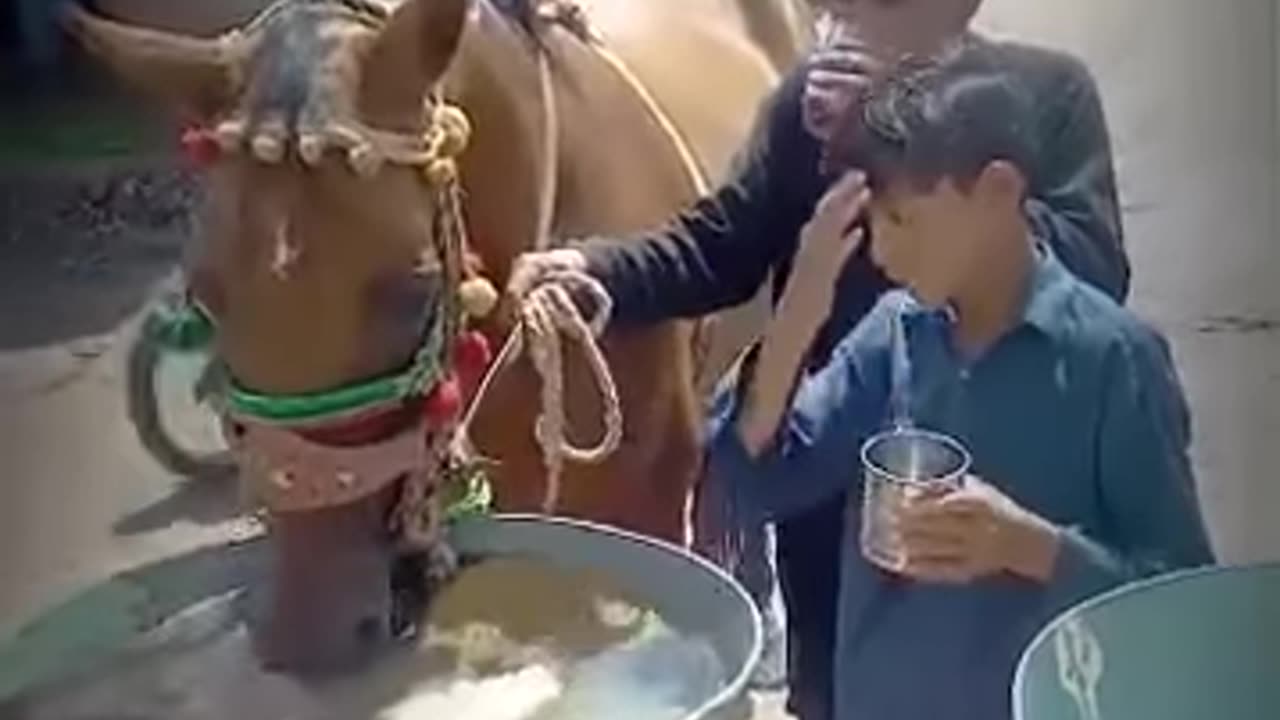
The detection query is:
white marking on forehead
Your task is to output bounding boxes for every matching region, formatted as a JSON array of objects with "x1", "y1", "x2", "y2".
[{"x1": 271, "y1": 212, "x2": 302, "y2": 280}]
